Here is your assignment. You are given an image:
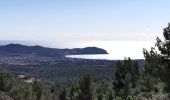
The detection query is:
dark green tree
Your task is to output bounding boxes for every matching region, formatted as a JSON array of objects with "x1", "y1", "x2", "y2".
[
  {"x1": 97, "y1": 93, "x2": 103, "y2": 100},
  {"x1": 105, "y1": 90, "x2": 113, "y2": 100},
  {"x1": 143, "y1": 48, "x2": 162, "y2": 78},
  {"x1": 143, "y1": 23, "x2": 170, "y2": 93},
  {"x1": 68, "y1": 86, "x2": 75, "y2": 100},
  {"x1": 77, "y1": 74, "x2": 92, "y2": 100},
  {"x1": 23, "y1": 86, "x2": 34, "y2": 100},
  {"x1": 0, "y1": 70, "x2": 10, "y2": 92},
  {"x1": 59, "y1": 87, "x2": 67, "y2": 100},
  {"x1": 113, "y1": 60, "x2": 129, "y2": 98},
  {"x1": 32, "y1": 80, "x2": 43, "y2": 100},
  {"x1": 156, "y1": 23, "x2": 170, "y2": 92},
  {"x1": 113, "y1": 58, "x2": 140, "y2": 99},
  {"x1": 138, "y1": 73, "x2": 155, "y2": 92}
]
